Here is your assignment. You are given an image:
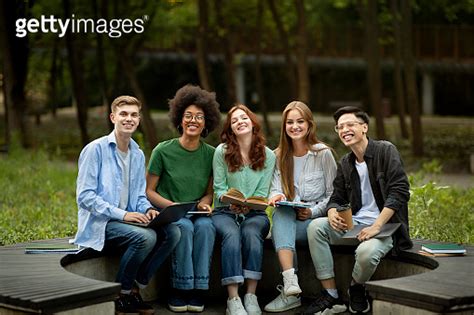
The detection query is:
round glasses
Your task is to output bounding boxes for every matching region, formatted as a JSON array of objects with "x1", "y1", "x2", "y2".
[
  {"x1": 183, "y1": 113, "x2": 205, "y2": 122},
  {"x1": 334, "y1": 121, "x2": 365, "y2": 132}
]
